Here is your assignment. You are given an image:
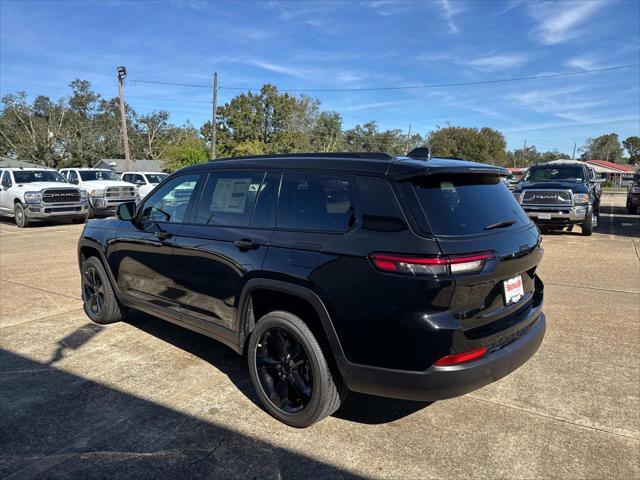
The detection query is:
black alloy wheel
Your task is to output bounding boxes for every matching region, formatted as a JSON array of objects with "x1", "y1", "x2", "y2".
[
  {"x1": 83, "y1": 264, "x2": 105, "y2": 317},
  {"x1": 255, "y1": 327, "x2": 313, "y2": 413}
]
